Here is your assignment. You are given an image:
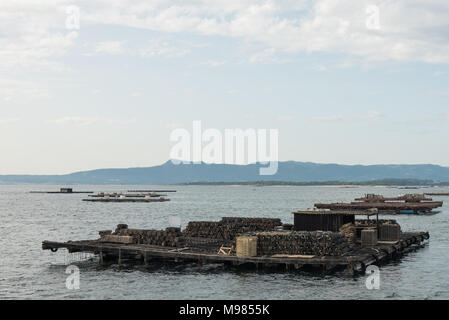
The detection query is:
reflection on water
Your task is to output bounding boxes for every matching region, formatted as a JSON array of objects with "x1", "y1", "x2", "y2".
[{"x1": 0, "y1": 184, "x2": 448, "y2": 299}]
